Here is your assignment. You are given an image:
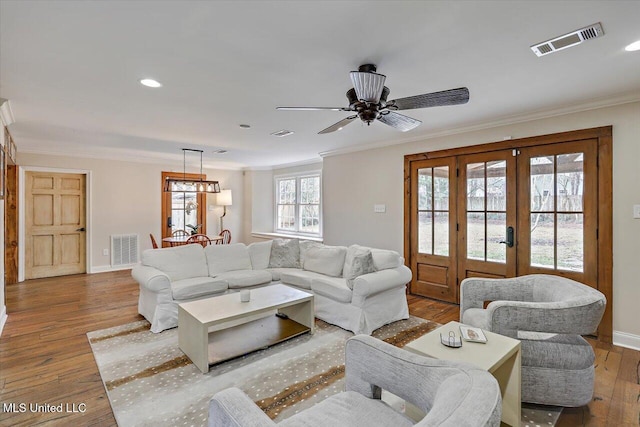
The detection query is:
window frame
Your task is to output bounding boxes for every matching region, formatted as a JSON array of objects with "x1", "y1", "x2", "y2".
[{"x1": 274, "y1": 171, "x2": 322, "y2": 237}]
